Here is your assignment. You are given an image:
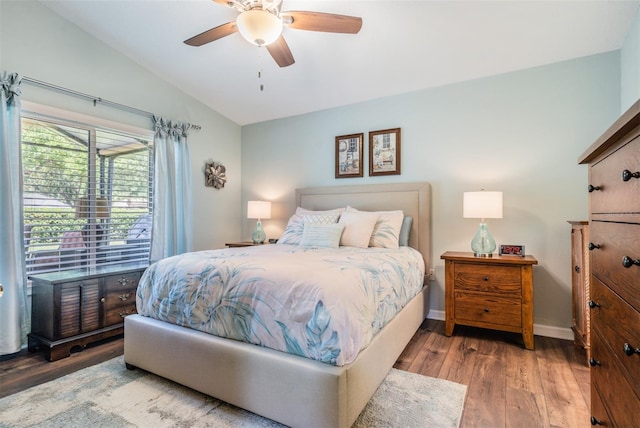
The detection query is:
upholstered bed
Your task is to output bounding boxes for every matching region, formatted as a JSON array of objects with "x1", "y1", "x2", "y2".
[{"x1": 124, "y1": 182, "x2": 431, "y2": 428}]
